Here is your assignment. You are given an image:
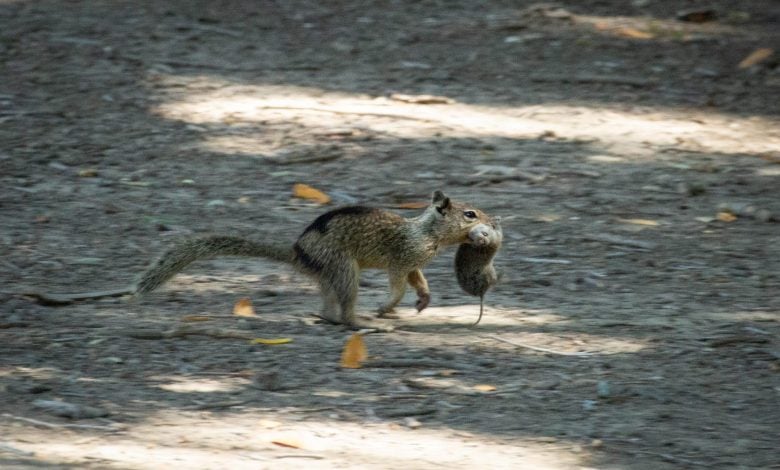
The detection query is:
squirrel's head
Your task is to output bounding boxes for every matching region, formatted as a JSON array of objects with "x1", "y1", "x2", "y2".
[{"x1": 428, "y1": 190, "x2": 495, "y2": 245}]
